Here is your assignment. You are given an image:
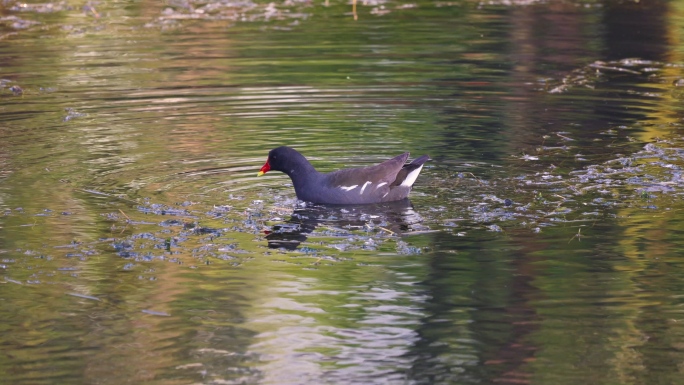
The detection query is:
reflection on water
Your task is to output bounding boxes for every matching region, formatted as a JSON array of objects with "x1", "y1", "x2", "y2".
[
  {"x1": 3, "y1": 0, "x2": 684, "y2": 384},
  {"x1": 266, "y1": 199, "x2": 424, "y2": 250}
]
